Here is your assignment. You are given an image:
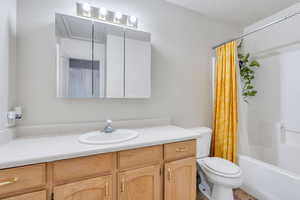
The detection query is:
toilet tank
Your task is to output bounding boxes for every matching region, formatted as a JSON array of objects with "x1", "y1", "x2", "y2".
[{"x1": 189, "y1": 127, "x2": 212, "y2": 159}]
